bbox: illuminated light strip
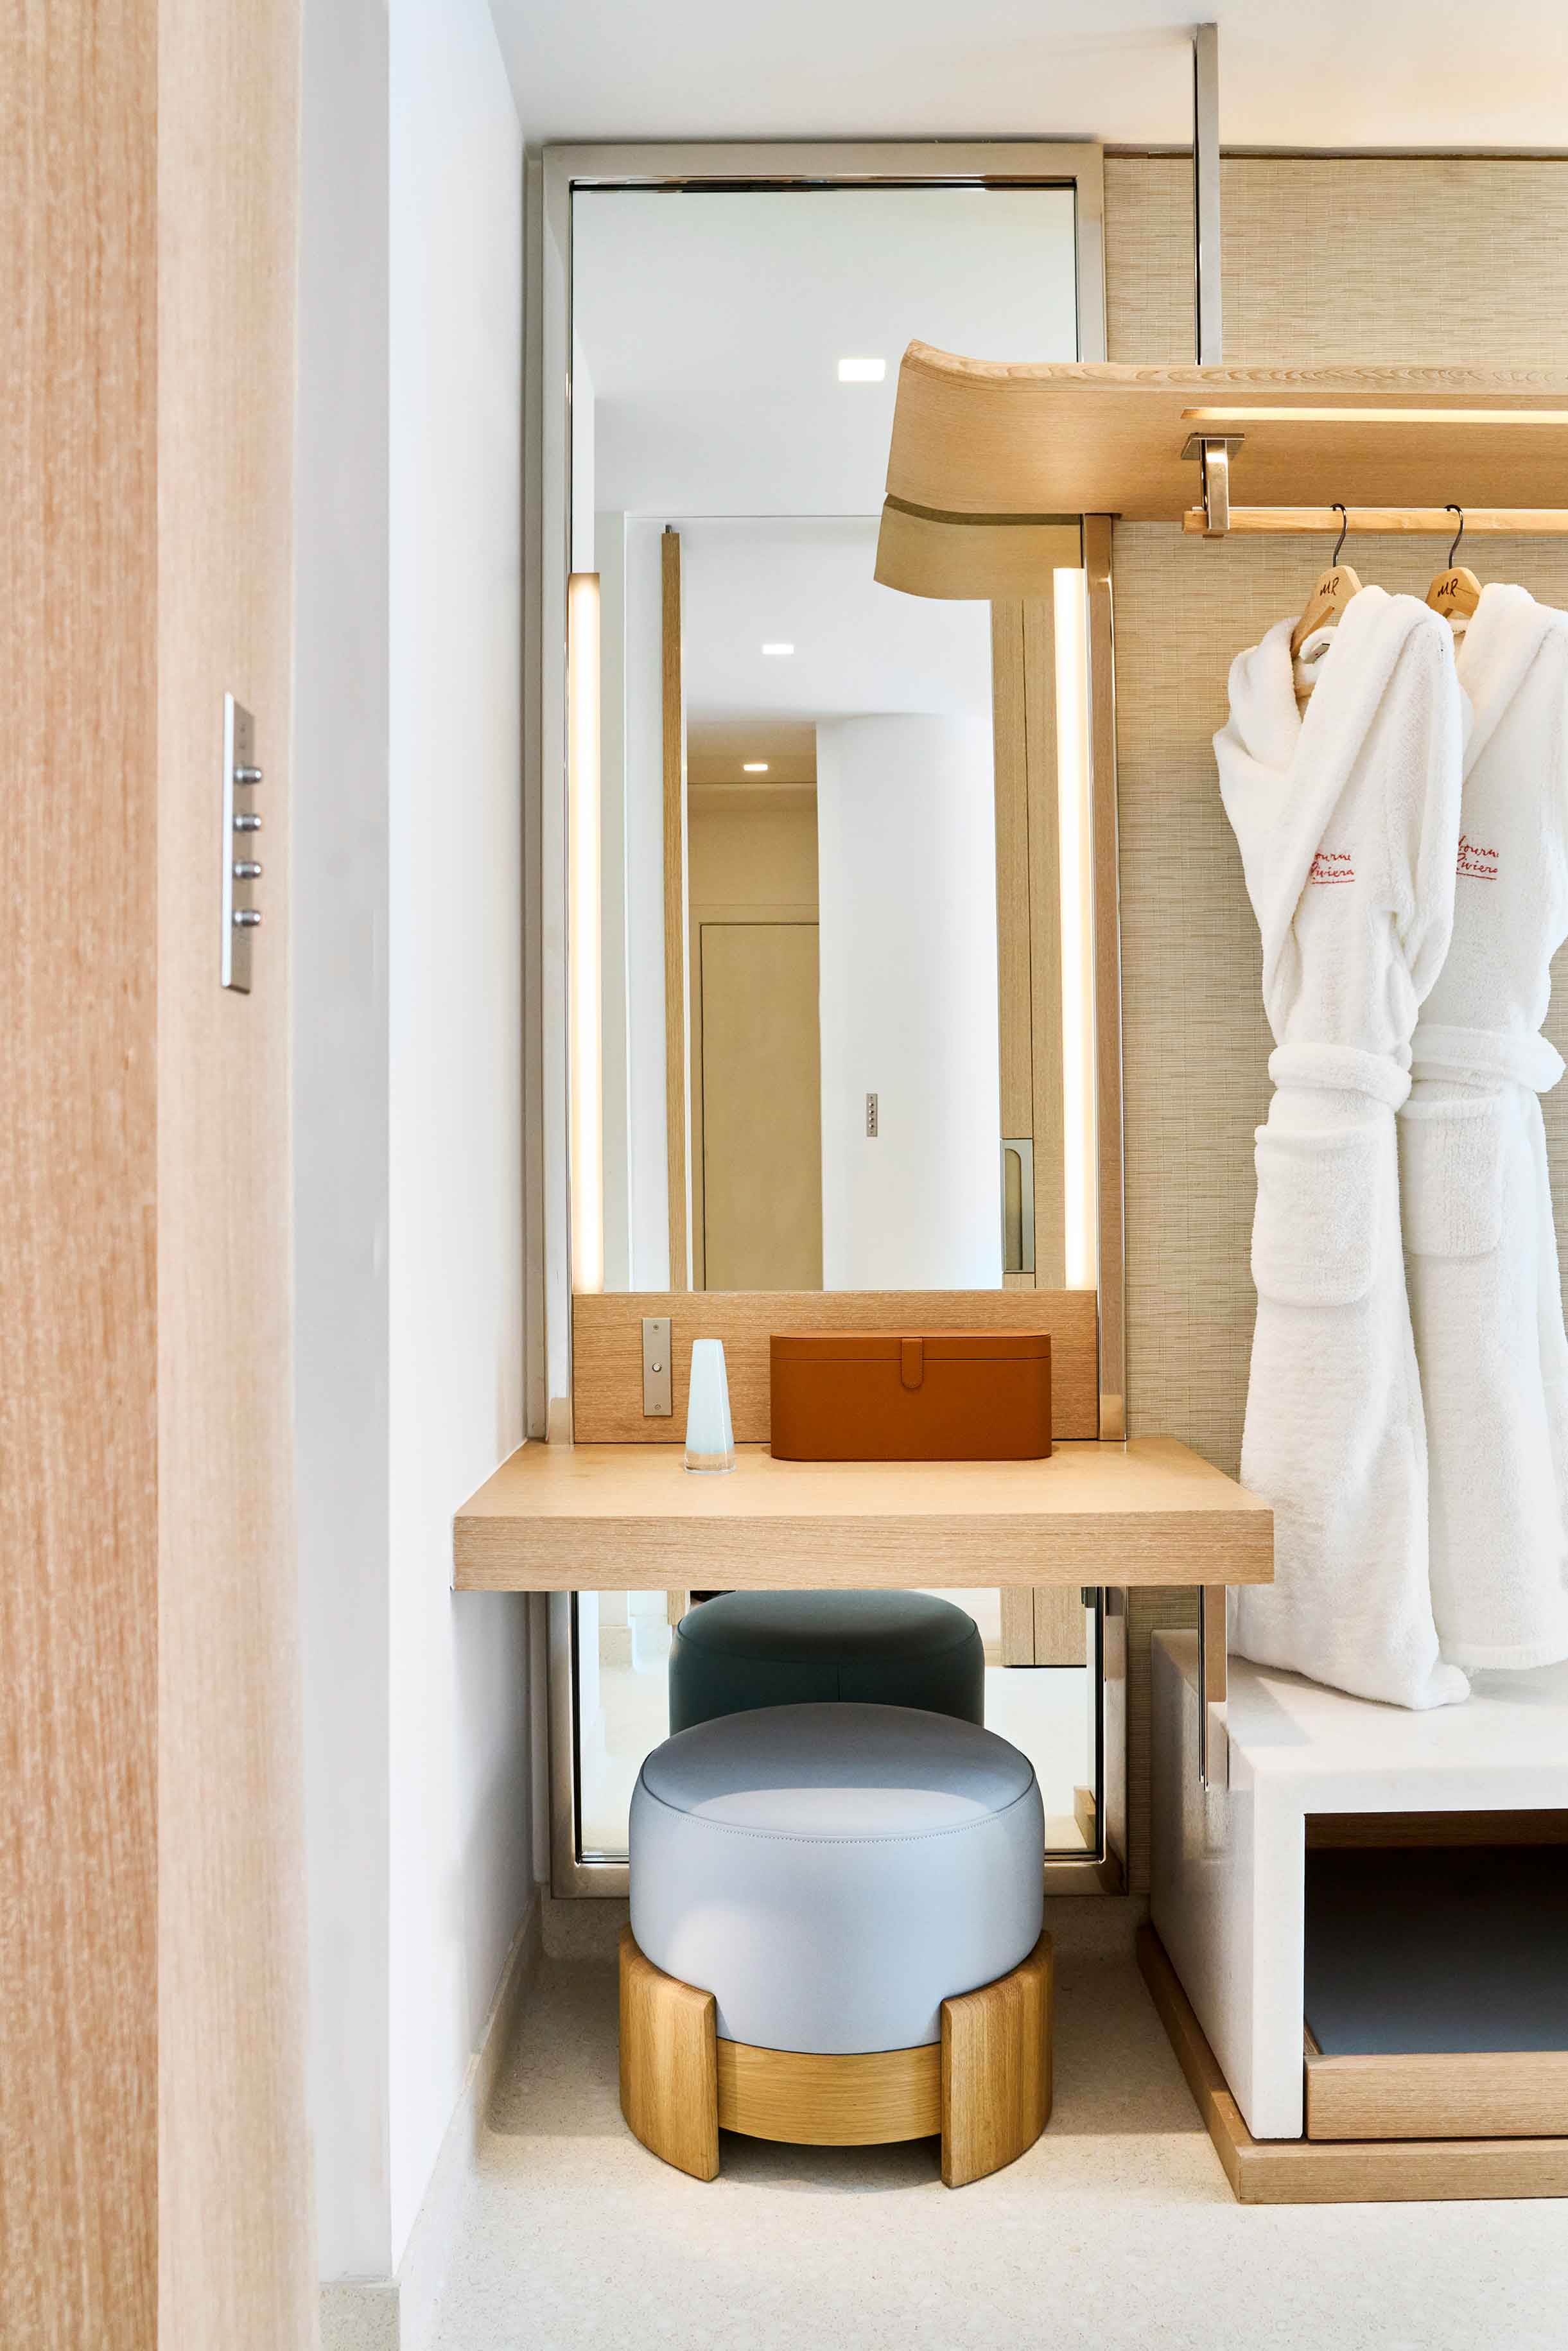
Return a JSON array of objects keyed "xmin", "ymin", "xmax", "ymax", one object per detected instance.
[
  {"xmin": 1180, "ymin": 405, "xmax": 1568, "ymax": 427},
  {"xmin": 1053, "ymin": 567, "xmax": 1098, "ymax": 1292},
  {"xmin": 568, "ymin": 572, "xmax": 604, "ymax": 1295}
]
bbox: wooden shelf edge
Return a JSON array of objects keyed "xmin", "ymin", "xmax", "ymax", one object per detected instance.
[
  {"xmin": 452, "ymin": 1522, "xmax": 1267, "ymax": 1591},
  {"xmin": 899, "ymin": 350, "xmax": 1568, "ymax": 397},
  {"xmin": 1136, "ymin": 1925, "xmax": 1568, "ymax": 2206},
  {"xmin": 451, "ymin": 1438, "xmax": 1273, "ymax": 1593}
]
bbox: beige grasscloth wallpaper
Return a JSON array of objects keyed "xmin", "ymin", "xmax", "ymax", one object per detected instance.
[{"xmin": 1104, "ymin": 155, "xmax": 1568, "ymax": 1886}]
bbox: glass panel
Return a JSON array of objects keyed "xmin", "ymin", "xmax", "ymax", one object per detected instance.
[
  {"xmin": 576, "ymin": 1590, "xmax": 674, "ymax": 1860},
  {"xmin": 923, "ymin": 1590, "xmax": 1098, "ymax": 1855},
  {"xmin": 572, "ymin": 1589, "xmax": 1099, "ymax": 1866},
  {"xmin": 559, "ymin": 168, "xmax": 1102, "ymax": 1884}
]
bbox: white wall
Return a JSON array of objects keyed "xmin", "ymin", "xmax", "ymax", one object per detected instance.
[
  {"xmin": 570, "ymin": 338, "xmax": 595, "ymax": 569},
  {"xmin": 294, "ymin": 0, "xmax": 394, "ymax": 2282},
  {"xmin": 816, "ymin": 716, "xmax": 1002, "ymax": 1289},
  {"xmin": 622, "ymin": 516, "xmax": 671, "ymax": 1288},
  {"xmin": 297, "ymin": 0, "xmax": 535, "ymax": 2293},
  {"xmin": 387, "ymin": 0, "xmax": 530, "ymax": 2275},
  {"xmin": 595, "ymin": 512, "xmax": 634, "ymax": 1291}
]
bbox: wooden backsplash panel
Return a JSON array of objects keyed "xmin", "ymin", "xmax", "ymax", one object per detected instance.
[{"xmin": 571, "ymin": 1290, "xmax": 1101, "ymax": 1444}]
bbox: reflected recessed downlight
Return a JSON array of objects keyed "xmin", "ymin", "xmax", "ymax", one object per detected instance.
[
  {"xmin": 762, "ymin": 642, "xmax": 794, "ymax": 657},
  {"xmin": 742, "ymin": 762, "xmax": 769, "ymax": 773},
  {"xmin": 837, "ymin": 357, "xmax": 887, "ymax": 383}
]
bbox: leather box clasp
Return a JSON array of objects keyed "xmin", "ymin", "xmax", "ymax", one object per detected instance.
[{"xmin": 900, "ymin": 1337, "xmax": 924, "ymax": 1391}]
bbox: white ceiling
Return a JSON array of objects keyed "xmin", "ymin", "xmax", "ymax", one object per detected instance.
[
  {"xmin": 573, "ymin": 189, "xmax": 1077, "ymax": 399},
  {"xmin": 573, "ymin": 186, "xmax": 1076, "ymax": 516},
  {"xmin": 676, "ymin": 518, "xmax": 993, "ymax": 733},
  {"xmin": 491, "ymin": 1, "xmax": 1568, "ymax": 153}
]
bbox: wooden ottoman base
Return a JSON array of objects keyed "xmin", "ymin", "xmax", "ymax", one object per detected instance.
[{"xmin": 618, "ymin": 1925, "xmax": 1053, "ymax": 2187}]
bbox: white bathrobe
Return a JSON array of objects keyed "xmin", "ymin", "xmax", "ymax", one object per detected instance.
[
  {"xmin": 1402, "ymin": 582, "xmax": 1568, "ymax": 1671},
  {"xmin": 1217, "ymin": 588, "xmax": 1468, "ymax": 1709}
]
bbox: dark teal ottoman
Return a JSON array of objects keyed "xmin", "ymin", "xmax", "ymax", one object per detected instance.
[{"xmin": 667, "ymin": 1589, "xmax": 985, "ymax": 1734}]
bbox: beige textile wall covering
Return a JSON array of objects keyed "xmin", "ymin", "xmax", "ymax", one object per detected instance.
[{"xmin": 1105, "ymin": 155, "xmax": 1568, "ymax": 1887}]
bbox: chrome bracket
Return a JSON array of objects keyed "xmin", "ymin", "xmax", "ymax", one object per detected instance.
[
  {"xmin": 1000, "ymin": 1137, "xmax": 1036, "ymax": 1276},
  {"xmin": 1196, "ymin": 1586, "xmax": 1230, "ymax": 1795},
  {"xmin": 1181, "ymin": 433, "xmax": 1243, "ymax": 537}
]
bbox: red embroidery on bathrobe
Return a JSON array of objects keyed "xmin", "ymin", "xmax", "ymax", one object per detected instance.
[
  {"xmin": 1309, "ymin": 850, "xmax": 1355, "ymax": 885},
  {"xmin": 1458, "ymin": 834, "xmax": 1499, "ymax": 880}
]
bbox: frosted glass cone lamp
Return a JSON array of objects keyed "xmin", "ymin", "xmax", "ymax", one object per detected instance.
[{"xmin": 685, "ymin": 1340, "xmax": 736, "ymax": 1474}]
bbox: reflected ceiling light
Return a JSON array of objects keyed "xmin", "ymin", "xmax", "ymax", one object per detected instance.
[
  {"xmin": 837, "ymin": 357, "xmax": 887, "ymax": 383},
  {"xmin": 762, "ymin": 642, "xmax": 794, "ymax": 656},
  {"xmin": 742, "ymin": 762, "xmax": 769, "ymax": 773}
]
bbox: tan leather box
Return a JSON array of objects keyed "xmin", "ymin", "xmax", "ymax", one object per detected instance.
[{"xmin": 769, "ymin": 1332, "xmax": 1052, "ymax": 1462}]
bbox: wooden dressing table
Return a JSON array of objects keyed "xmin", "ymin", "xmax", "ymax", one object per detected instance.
[{"xmin": 454, "ymin": 1435, "xmax": 1270, "ymax": 1593}]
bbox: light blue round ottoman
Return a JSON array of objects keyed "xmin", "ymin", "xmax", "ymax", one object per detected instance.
[{"xmin": 620, "ymin": 1702, "xmax": 1051, "ymax": 2186}]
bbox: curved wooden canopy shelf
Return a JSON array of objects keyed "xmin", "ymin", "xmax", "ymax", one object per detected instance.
[{"xmin": 875, "ymin": 352, "xmax": 1568, "ymax": 588}]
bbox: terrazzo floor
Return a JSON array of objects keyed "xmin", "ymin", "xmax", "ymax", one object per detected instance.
[{"xmin": 425, "ymin": 1918, "xmax": 1568, "ymax": 2351}]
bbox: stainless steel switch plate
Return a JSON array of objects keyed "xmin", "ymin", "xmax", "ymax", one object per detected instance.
[
  {"xmin": 221, "ymin": 694, "xmax": 263, "ymax": 991},
  {"xmin": 641, "ymin": 1316, "xmax": 673, "ymax": 1418},
  {"xmin": 1001, "ymin": 1137, "xmax": 1036, "ymax": 1275}
]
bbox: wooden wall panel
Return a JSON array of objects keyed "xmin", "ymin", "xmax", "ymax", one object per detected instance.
[
  {"xmin": 1104, "ymin": 152, "xmax": 1568, "ymax": 1886},
  {"xmin": 2, "ymin": 5, "xmax": 159, "ymax": 2342},
  {"xmin": 991, "ymin": 602, "xmax": 1033, "ymax": 1144},
  {"xmin": 572, "ymin": 1289, "xmax": 1099, "ymax": 1444},
  {"xmin": 156, "ymin": 0, "xmax": 314, "ymax": 2341}
]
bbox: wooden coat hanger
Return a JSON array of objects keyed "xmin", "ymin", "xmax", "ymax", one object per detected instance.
[
  {"xmin": 1425, "ymin": 505, "xmax": 1483, "ymax": 624},
  {"xmin": 1291, "ymin": 506, "xmax": 1363, "ymax": 700}
]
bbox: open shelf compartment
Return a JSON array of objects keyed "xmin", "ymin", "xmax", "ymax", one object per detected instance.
[
  {"xmin": 1147, "ymin": 1632, "xmax": 1568, "ymax": 2200},
  {"xmin": 1302, "ymin": 1822, "xmax": 1568, "ymax": 2142}
]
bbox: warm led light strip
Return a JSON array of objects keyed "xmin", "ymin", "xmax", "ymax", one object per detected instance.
[
  {"xmin": 1181, "ymin": 405, "xmax": 1568, "ymax": 427},
  {"xmin": 1053, "ymin": 568, "xmax": 1098, "ymax": 1293},
  {"xmin": 568, "ymin": 573, "xmax": 604, "ymax": 1295},
  {"xmin": 1180, "ymin": 505, "xmax": 1568, "ymax": 536}
]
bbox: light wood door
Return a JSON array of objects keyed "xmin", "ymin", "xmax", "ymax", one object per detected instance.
[
  {"xmin": 699, "ymin": 923, "xmax": 823, "ymax": 1291},
  {"xmin": 992, "ymin": 599, "xmax": 1083, "ymax": 1665},
  {"xmin": 991, "ymin": 595, "xmax": 1067, "ymax": 1293},
  {"xmin": 157, "ymin": 0, "xmax": 313, "ymax": 2338},
  {"xmin": 5, "ymin": 1, "xmax": 312, "ymax": 2343}
]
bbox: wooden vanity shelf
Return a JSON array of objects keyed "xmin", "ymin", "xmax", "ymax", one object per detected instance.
[
  {"xmin": 452, "ymin": 1436, "xmax": 1271, "ymax": 1592},
  {"xmin": 1147, "ymin": 1632, "xmax": 1568, "ymax": 2203}
]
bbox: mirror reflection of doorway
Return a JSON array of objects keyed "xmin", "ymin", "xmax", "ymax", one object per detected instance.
[
  {"xmin": 697, "ymin": 920, "xmax": 822, "ymax": 1290},
  {"xmin": 686, "ymin": 720, "xmax": 823, "ymax": 1290}
]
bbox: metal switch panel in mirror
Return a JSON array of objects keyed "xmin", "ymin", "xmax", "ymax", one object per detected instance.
[
  {"xmin": 1001, "ymin": 1139, "xmax": 1036, "ymax": 1276},
  {"xmin": 220, "ymin": 693, "xmax": 264, "ymax": 992}
]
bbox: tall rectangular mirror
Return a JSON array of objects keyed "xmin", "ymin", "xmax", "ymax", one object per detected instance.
[
  {"xmin": 568, "ymin": 174, "xmax": 1094, "ymax": 1298},
  {"xmin": 544, "ymin": 144, "xmax": 1120, "ymax": 1891}
]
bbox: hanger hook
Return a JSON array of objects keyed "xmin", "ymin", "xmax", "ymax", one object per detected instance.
[
  {"xmin": 1331, "ymin": 503, "xmax": 1349, "ymax": 566},
  {"xmin": 1447, "ymin": 503, "xmax": 1465, "ymax": 568}
]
